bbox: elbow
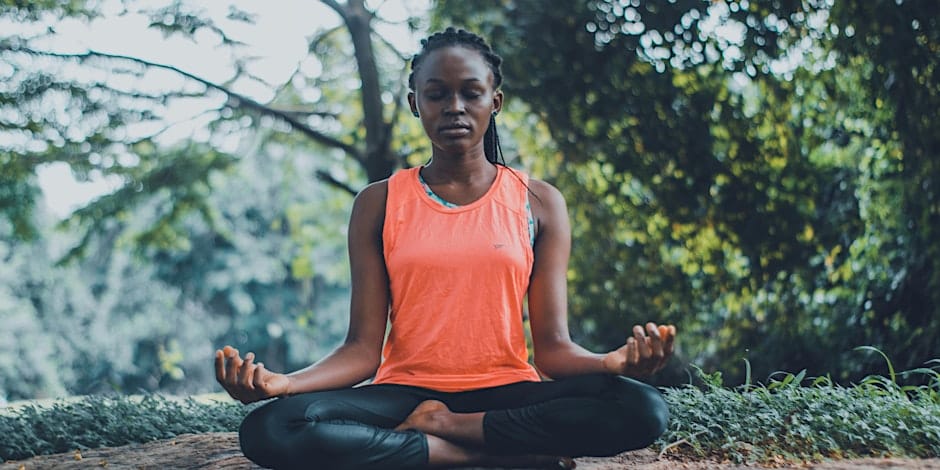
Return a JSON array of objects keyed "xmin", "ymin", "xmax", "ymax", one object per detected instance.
[
  {"xmin": 533, "ymin": 350, "xmax": 564, "ymax": 379},
  {"xmin": 334, "ymin": 338, "xmax": 382, "ymax": 380},
  {"xmin": 343, "ymin": 340, "xmax": 382, "ymax": 378},
  {"xmin": 362, "ymin": 358, "xmax": 381, "ymax": 378},
  {"xmin": 532, "ymin": 337, "xmax": 582, "ymax": 379},
  {"xmin": 533, "ymin": 360, "xmax": 555, "ymax": 380}
]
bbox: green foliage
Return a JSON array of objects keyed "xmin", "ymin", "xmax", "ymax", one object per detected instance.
[
  {"xmin": 3, "ymin": 353, "xmax": 938, "ymax": 465},
  {"xmin": 0, "ymin": 139, "xmax": 353, "ymax": 400},
  {"xmin": 0, "ymin": 0, "xmax": 417, "ymax": 400},
  {"xmin": 658, "ymin": 358, "xmax": 940, "ymax": 464},
  {"xmin": 0, "ymin": 395, "xmax": 254, "ymax": 462},
  {"xmin": 434, "ymin": 0, "xmax": 940, "ymax": 384},
  {"xmin": 2, "ymin": 0, "xmax": 938, "ymax": 416},
  {"xmin": 0, "ymin": 0, "xmax": 96, "ymax": 21},
  {"xmin": 0, "ymin": 212, "xmax": 231, "ymax": 399}
]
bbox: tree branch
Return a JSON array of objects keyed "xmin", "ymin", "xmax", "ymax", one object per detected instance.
[
  {"xmin": 320, "ymin": 0, "xmax": 348, "ymax": 22},
  {"xmin": 308, "ymin": 24, "xmax": 346, "ymax": 53},
  {"xmin": 9, "ymin": 45, "xmax": 364, "ymax": 161},
  {"xmin": 315, "ymin": 169, "xmax": 358, "ymax": 196},
  {"xmin": 271, "ymin": 108, "xmax": 340, "ymax": 119},
  {"xmin": 375, "ymin": 29, "xmax": 412, "ymax": 62}
]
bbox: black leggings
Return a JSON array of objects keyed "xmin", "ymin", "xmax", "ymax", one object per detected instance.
[{"xmin": 239, "ymin": 374, "xmax": 668, "ymax": 469}]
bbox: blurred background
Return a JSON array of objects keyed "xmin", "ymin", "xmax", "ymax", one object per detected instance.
[{"xmin": 1, "ymin": 0, "xmax": 937, "ymax": 402}]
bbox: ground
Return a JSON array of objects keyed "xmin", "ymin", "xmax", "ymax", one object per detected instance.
[
  {"xmin": 3, "ymin": 433, "xmax": 940, "ymax": 470},
  {"xmin": 0, "ymin": 433, "xmax": 940, "ymax": 470}
]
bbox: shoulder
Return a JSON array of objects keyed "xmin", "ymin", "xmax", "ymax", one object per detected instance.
[
  {"xmin": 350, "ymin": 180, "xmax": 388, "ymax": 231},
  {"xmin": 355, "ymin": 179, "xmax": 388, "ymax": 206},
  {"xmin": 525, "ymin": 178, "xmax": 569, "ymax": 240},
  {"xmin": 527, "ymin": 178, "xmax": 567, "ymax": 214}
]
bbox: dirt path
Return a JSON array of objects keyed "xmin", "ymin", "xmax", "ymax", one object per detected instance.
[{"xmin": 3, "ymin": 433, "xmax": 939, "ymax": 469}]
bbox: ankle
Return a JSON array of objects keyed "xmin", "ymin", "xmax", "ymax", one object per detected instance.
[{"xmin": 423, "ymin": 407, "xmax": 454, "ymax": 436}]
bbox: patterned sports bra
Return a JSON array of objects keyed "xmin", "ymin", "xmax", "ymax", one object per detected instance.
[{"xmin": 418, "ymin": 169, "xmax": 535, "ymax": 246}]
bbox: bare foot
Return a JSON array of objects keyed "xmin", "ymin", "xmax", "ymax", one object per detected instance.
[
  {"xmin": 395, "ymin": 400, "xmax": 451, "ymax": 433},
  {"xmin": 400, "ymin": 402, "xmax": 576, "ymax": 469}
]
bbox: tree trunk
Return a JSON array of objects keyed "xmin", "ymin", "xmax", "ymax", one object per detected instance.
[{"xmin": 344, "ymin": 0, "xmax": 397, "ymax": 183}]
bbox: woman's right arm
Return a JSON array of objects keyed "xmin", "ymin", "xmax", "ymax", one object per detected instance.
[{"xmin": 216, "ymin": 181, "xmax": 390, "ymax": 402}]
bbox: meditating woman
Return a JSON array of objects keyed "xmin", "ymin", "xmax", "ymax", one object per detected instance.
[{"xmin": 215, "ymin": 27, "xmax": 676, "ymax": 469}]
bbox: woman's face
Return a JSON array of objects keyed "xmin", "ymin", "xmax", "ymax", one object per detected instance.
[{"xmin": 409, "ymin": 46, "xmax": 503, "ymax": 157}]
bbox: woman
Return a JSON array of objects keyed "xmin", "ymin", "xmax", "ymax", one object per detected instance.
[{"xmin": 215, "ymin": 27, "xmax": 676, "ymax": 469}]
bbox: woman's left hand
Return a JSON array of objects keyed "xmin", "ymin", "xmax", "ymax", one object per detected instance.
[{"xmin": 602, "ymin": 322, "xmax": 676, "ymax": 378}]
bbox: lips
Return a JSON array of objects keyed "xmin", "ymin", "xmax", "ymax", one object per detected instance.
[
  {"xmin": 439, "ymin": 122, "xmax": 471, "ymax": 131},
  {"xmin": 439, "ymin": 122, "xmax": 471, "ymax": 137}
]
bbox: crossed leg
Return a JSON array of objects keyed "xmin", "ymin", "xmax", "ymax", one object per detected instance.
[{"xmin": 238, "ymin": 374, "xmax": 667, "ymax": 469}]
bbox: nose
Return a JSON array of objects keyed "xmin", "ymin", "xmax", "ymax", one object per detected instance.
[{"xmin": 443, "ymin": 94, "xmax": 466, "ymax": 114}]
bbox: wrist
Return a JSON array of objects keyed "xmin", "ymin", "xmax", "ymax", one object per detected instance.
[
  {"xmin": 284, "ymin": 375, "xmax": 298, "ymax": 396},
  {"xmin": 600, "ymin": 351, "xmax": 620, "ymax": 375}
]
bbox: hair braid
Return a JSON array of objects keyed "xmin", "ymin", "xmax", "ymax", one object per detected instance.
[{"xmin": 409, "ymin": 27, "xmax": 506, "ymax": 165}]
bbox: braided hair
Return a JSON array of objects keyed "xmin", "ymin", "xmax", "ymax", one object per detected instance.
[{"xmin": 409, "ymin": 27, "xmax": 506, "ymax": 166}]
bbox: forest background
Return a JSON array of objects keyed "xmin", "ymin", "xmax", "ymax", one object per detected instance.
[{"xmin": 1, "ymin": 0, "xmax": 937, "ymax": 403}]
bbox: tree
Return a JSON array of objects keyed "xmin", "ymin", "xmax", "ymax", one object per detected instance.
[
  {"xmin": 0, "ymin": 0, "xmax": 430, "ymax": 397},
  {"xmin": 1, "ymin": 0, "xmax": 426, "ymax": 252},
  {"xmin": 433, "ymin": 0, "xmax": 940, "ymax": 383},
  {"xmin": 820, "ymin": 0, "xmax": 940, "ymax": 375}
]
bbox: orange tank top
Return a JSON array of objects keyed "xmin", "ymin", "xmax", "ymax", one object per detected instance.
[{"xmin": 372, "ymin": 165, "xmax": 541, "ymax": 392}]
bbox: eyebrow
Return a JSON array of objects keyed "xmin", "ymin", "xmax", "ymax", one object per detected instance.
[{"xmin": 424, "ymin": 78, "xmax": 484, "ymax": 84}]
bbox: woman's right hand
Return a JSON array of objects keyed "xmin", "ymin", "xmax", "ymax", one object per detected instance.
[{"xmin": 215, "ymin": 345, "xmax": 290, "ymax": 404}]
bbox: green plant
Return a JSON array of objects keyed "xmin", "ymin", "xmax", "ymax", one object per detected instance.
[
  {"xmin": 0, "ymin": 394, "xmax": 255, "ymax": 462},
  {"xmin": 657, "ymin": 350, "xmax": 940, "ymax": 464}
]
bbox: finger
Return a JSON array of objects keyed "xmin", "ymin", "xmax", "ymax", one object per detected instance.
[
  {"xmin": 647, "ymin": 322, "xmax": 664, "ymax": 359},
  {"xmin": 626, "ymin": 337, "xmax": 639, "ymax": 365},
  {"xmin": 214, "ymin": 350, "xmax": 226, "ymax": 383},
  {"xmin": 634, "ymin": 326, "xmax": 651, "ymax": 358},
  {"xmin": 663, "ymin": 325, "xmax": 676, "ymax": 356},
  {"xmin": 653, "ymin": 326, "xmax": 676, "ymax": 371},
  {"xmin": 633, "ymin": 324, "xmax": 646, "ymax": 339},
  {"xmin": 238, "ymin": 352, "xmax": 256, "ymax": 388},
  {"xmin": 242, "ymin": 364, "xmax": 257, "ymax": 394},
  {"xmin": 253, "ymin": 363, "xmax": 266, "ymax": 390},
  {"xmin": 225, "ymin": 349, "xmax": 242, "ymax": 385}
]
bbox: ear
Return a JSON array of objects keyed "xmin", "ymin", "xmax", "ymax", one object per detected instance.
[
  {"xmin": 408, "ymin": 91, "xmax": 418, "ymax": 116},
  {"xmin": 492, "ymin": 89, "xmax": 503, "ymax": 115}
]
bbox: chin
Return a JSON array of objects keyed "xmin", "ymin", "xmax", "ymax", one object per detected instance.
[{"xmin": 434, "ymin": 140, "xmax": 480, "ymax": 154}]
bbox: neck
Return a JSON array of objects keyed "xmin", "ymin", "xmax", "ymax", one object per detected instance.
[{"xmin": 424, "ymin": 147, "xmax": 494, "ymax": 184}]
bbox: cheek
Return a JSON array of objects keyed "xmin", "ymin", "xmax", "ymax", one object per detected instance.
[{"xmin": 416, "ymin": 99, "xmax": 439, "ymax": 117}]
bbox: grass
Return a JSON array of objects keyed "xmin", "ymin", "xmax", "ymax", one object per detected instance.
[
  {"xmin": 1, "ymin": 350, "xmax": 938, "ymax": 465},
  {"xmin": 656, "ymin": 350, "xmax": 940, "ymax": 464},
  {"xmin": 0, "ymin": 394, "xmax": 256, "ymax": 462}
]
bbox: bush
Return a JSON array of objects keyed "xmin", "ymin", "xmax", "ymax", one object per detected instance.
[{"xmin": 0, "ymin": 394, "xmax": 256, "ymax": 462}]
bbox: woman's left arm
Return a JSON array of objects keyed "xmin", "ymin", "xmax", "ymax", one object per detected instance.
[{"xmin": 526, "ymin": 179, "xmax": 675, "ymax": 380}]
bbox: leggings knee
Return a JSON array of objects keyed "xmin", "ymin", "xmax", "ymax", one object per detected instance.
[
  {"xmin": 612, "ymin": 376, "xmax": 669, "ymax": 447},
  {"xmin": 239, "ymin": 405, "xmax": 283, "ymax": 468},
  {"xmin": 238, "ymin": 398, "xmax": 426, "ymax": 470}
]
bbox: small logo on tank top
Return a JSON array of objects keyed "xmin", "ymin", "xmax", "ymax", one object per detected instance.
[{"xmin": 493, "ymin": 243, "xmax": 505, "ymax": 249}]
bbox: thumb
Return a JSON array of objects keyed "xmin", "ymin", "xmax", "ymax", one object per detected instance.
[{"xmin": 253, "ymin": 363, "xmax": 267, "ymax": 387}]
